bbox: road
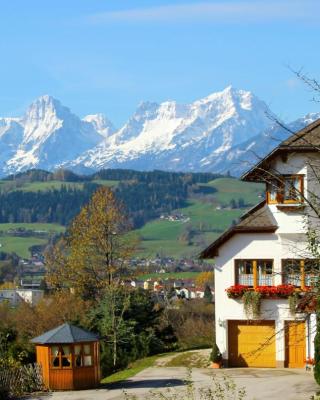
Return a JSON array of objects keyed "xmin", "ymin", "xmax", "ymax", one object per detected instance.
[{"xmin": 28, "ymin": 365, "xmax": 318, "ymax": 400}]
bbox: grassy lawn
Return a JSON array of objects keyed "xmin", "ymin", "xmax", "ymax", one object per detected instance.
[
  {"xmin": 101, "ymin": 354, "xmax": 162, "ymax": 384},
  {"xmin": 0, "ymin": 236, "xmax": 48, "ymax": 258},
  {"xmin": 137, "ymin": 271, "xmax": 200, "ymax": 281}
]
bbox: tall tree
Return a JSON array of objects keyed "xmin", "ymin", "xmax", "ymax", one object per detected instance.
[{"xmin": 45, "ymin": 186, "xmax": 136, "ymax": 299}]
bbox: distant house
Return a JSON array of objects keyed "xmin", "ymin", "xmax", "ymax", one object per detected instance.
[
  {"xmin": 0, "ymin": 288, "xmax": 44, "ymax": 306},
  {"xmin": 201, "ymin": 119, "xmax": 320, "ymax": 368}
]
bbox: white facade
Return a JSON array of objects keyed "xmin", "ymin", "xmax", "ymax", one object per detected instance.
[
  {"xmin": 210, "ymin": 147, "xmax": 319, "ymax": 367},
  {"xmin": 214, "ymin": 232, "xmax": 316, "ymax": 366},
  {"xmin": 0, "ymin": 289, "xmax": 44, "ymax": 306}
]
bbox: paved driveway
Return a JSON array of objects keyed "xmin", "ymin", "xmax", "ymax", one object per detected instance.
[{"xmin": 28, "ymin": 367, "xmax": 318, "ymax": 400}]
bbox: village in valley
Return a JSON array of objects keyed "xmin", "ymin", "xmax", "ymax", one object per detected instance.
[{"xmin": 1, "ymin": 2, "xmax": 320, "ymax": 400}]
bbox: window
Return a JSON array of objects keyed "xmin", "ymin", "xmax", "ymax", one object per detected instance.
[
  {"xmin": 282, "ymin": 259, "xmax": 320, "ymax": 288},
  {"xmin": 236, "ymin": 259, "xmax": 274, "ymax": 287},
  {"xmin": 50, "ymin": 344, "xmax": 93, "ymax": 369},
  {"xmin": 267, "ymin": 175, "xmax": 304, "ymax": 204},
  {"xmin": 50, "ymin": 345, "xmax": 71, "ymax": 368},
  {"xmin": 74, "ymin": 344, "xmax": 93, "ymax": 367}
]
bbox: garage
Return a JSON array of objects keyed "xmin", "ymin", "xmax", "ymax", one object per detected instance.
[{"xmin": 228, "ymin": 320, "xmax": 276, "ymax": 367}]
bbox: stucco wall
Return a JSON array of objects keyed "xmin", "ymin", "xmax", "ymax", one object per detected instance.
[{"xmin": 214, "ymin": 232, "xmax": 314, "ymax": 363}]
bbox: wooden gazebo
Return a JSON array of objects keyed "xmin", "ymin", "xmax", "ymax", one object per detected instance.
[{"xmin": 31, "ymin": 323, "xmax": 100, "ymax": 390}]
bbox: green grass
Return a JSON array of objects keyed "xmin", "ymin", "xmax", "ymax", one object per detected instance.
[
  {"xmin": 205, "ymin": 177, "xmax": 264, "ymax": 206},
  {"xmin": 0, "ymin": 223, "xmax": 65, "ymax": 258},
  {"xmin": 92, "ymin": 179, "xmax": 119, "ymax": 187},
  {"xmin": 134, "ymin": 200, "xmax": 243, "ymax": 258},
  {"xmin": 0, "ymin": 236, "xmax": 48, "ymax": 258},
  {"xmin": 137, "ymin": 271, "xmax": 200, "ymax": 281},
  {"xmin": 0, "ymin": 223, "xmax": 65, "ymax": 233},
  {"xmin": 19, "ymin": 181, "xmax": 84, "ymax": 192},
  {"xmin": 0, "ymin": 179, "xmax": 118, "ymax": 193},
  {"xmin": 101, "ymin": 354, "xmax": 162, "ymax": 384},
  {"xmin": 133, "ymin": 178, "xmax": 263, "ymax": 258}
]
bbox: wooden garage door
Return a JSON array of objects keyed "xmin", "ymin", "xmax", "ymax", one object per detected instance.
[
  {"xmin": 285, "ymin": 321, "xmax": 306, "ymax": 368},
  {"xmin": 228, "ymin": 320, "xmax": 276, "ymax": 367}
]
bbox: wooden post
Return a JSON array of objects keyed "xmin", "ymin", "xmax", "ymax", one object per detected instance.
[
  {"xmin": 300, "ymin": 260, "xmax": 305, "ymax": 290},
  {"xmin": 253, "ymin": 260, "xmax": 258, "ymax": 289}
]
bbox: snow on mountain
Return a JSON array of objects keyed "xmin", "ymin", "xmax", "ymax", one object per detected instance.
[
  {"xmin": 204, "ymin": 112, "xmax": 320, "ymax": 176},
  {"xmin": 82, "ymin": 114, "xmax": 116, "ymax": 138},
  {"xmin": 0, "ymin": 89, "xmax": 318, "ymax": 177},
  {"xmin": 70, "ymin": 86, "xmax": 276, "ymax": 172},
  {"xmin": 2, "ymin": 95, "xmax": 112, "ymax": 174}
]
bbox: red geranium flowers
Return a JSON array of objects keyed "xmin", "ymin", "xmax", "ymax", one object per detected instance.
[{"xmin": 226, "ymin": 284, "xmax": 298, "ymax": 299}]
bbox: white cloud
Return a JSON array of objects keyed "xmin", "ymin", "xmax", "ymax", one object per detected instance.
[{"xmin": 85, "ymin": 1, "xmax": 319, "ymax": 24}]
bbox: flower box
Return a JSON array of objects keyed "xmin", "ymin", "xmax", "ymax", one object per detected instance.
[{"xmin": 225, "ymin": 284, "xmax": 301, "ymax": 299}]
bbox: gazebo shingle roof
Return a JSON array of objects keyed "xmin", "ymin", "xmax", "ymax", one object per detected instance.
[{"xmin": 31, "ymin": 323, "xmax": 99, "ymax": 344}]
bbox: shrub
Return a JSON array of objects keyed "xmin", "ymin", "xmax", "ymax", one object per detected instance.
[{"xmin": 210, "ymin": 342, "xmax": 222, "ymax": 363}]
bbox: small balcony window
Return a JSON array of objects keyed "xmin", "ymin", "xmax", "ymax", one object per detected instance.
[
  {"xmin": 236, "ymin": 259, "xmax": 274, "ymax": 287},
  {"xmin": 283, "ymin": 259, "xmax": 319, "ymax": 288},
  {"xmin": 267, "ymin": 175, "xmax": 304, "ymax": 204}
]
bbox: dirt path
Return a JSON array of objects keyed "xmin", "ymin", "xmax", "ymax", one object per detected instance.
[{"xmin": 155, "ymin": 348, "xmax": 211, "ymax": 367}]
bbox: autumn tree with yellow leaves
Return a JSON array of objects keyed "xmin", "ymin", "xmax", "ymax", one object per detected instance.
[{"xmin": 45, "ymin": 186, "xmax": 136, "ymax": 299}]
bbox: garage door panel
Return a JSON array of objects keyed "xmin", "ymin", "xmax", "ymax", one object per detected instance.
[{"xmin": 228, "ymin": 321, "xmax": 276, "ymax": 367}]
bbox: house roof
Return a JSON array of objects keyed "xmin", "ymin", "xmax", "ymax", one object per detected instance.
[
  {"xmin": 31, "ymin": 323, "xmax": 99, "ymax": 344},
  {"xmin": 199, "ymin": 201, "xmax": 278, "ymax": 258},
  {"xmin": 242, "ymin": 118, "xmax": 320, "ymax": 182}
]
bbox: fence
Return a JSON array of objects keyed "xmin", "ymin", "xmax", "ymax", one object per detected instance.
[{"xmin": 0, "ymin": 363, "xmax": 44, "ymax": 397}]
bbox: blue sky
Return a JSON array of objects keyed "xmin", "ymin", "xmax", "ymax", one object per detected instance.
[{"xmin": 1, "ymin": 0, "xmax": 320, "ymax": 126}]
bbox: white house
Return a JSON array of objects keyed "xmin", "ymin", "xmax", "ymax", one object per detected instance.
[
  {"xmin": 0, "ymin": 288, "xmax": 44, "ymax": 306},
  {"xmin": 201, "ymin": 119, "xmax": 320, "ymax": 368}
]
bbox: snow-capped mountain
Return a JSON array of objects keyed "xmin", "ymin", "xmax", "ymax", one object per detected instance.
[
  {"xmin": 205, "ymin": 112, "xmax": 320, "ymax": 176},
  {"xmin": 69, "ymin": 86, "xmax": 276, "ymax": 172},
  {"xmin": 2, "ymin": 95, "xmax": 110, "ymax": 174},
  {"xmin": 0, "ymin": 88, "xmax": 318, "ymax": 177},
  {"xmin": 82, "ymin": 114, "xmax": 115, "ymax": 138}
]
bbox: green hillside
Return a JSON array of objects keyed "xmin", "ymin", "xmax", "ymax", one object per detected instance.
[
  {"xmin": 0, "ymin": 171, "xmax": 264, "ymax": 259},
  {"xmin": 135, "ymin": 178, "xmax": 264, "ymax": 258}
]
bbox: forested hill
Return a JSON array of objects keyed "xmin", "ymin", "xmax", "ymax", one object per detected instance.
[{"xmin": 0, "ymin": 169, "xmax": 223, "ymax": 229}]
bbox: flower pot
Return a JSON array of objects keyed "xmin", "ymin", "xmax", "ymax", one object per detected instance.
[{"xmin": 210, "ymin": 361, "xmax": 222, "ymax": 369}]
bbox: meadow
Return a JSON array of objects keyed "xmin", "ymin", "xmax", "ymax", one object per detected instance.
[{"xmin": 0, "ymin": 176, "xmax": 263, "ymax": 258}]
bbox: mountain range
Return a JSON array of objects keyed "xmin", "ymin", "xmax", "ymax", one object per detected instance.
[{"xmin": 0, "ymin": 87, "xmax": 318, "ymax": 177}]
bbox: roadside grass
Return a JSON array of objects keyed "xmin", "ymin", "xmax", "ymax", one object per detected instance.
[
  {"xmin": 137, "ymin": 271, "xmax": 200, "ymax": 281},
  {"xmin": 164, "ymin": 351, "xmax": 210, "ymax": 368},
  {"xmin": 101, "ymin": 354, "xmax": 163, "ymax": 384}
]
